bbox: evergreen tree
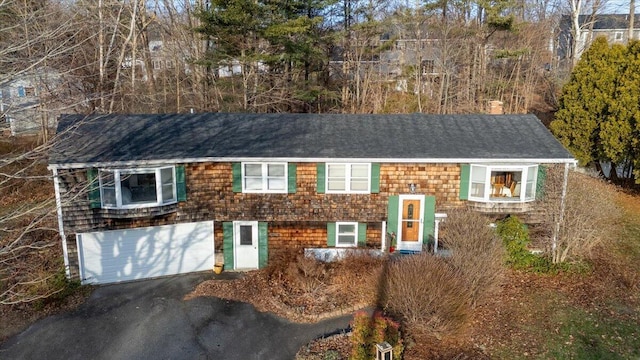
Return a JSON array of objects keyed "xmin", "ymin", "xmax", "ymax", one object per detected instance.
[{"xmin": 552, "ymin": 37, "xmax": 640, "ymax": 182}]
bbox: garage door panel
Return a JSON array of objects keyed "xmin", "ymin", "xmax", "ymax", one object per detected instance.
[{"xmin": 78, "ymin": 221, "xmax": 214, "ymax": 285}]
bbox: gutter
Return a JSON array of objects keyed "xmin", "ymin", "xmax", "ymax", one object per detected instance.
[{"xmin": 48, "ymin": 157, "xmax": 578, "ymax": 170}]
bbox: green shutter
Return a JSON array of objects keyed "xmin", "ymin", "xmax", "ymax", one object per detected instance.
[
  {"xmin": 87, "ymin": 168, "xmax": 101, "ymax": 209},
  {"xmin": 357, "ymin": 223, "xmax": 367, "ymax": 247},
  {"xmin": 232, "ymin": 163, "xmax": 242, "ymax": 193},
  {"xmin": 317, "ymin": 163, "xmax": 325, "ymax": 194},
  {"xmin": 223, "ymin": 222, "xmax": 234, "ymax": 269},
  {"xmin": 423, "ymin": 196, "xmax": 436, "ymax": 245},
  {"xmin": 370, "ymin": 163, "xmax": 380, "ymax": 193},
  {"xmin": 327, "ymin": 222, "xmax": 336, "ymax": 247},
  {"xmin": 176, "ymin": 165, "xmax": 187, "ymax": 201},
  {"xmin": 287, "ymin": 163, "xmax": 297, "ymax": 194},
  {"xmin": 387, "ymin": 195, "xmax": 399, "ymax": 238},
  {"xmin": 258, "ymin": 222, "xmax": 268, "ymax": 269},
  {"xmin": 459, "ymin": 164, "xmax": 470, "ymax": 200},
  {"xmin": 536, "ymin": 165, "xmax": 547, "ymax": 200}
]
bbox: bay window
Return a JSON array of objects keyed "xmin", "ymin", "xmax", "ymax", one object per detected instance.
[
  {"xmin": 468, "ymin": 164, "xmax": 538, "ymax": 202},
  {"xmin": 99, "ymin": 166, "xmax": 176, "ymax": 209}
]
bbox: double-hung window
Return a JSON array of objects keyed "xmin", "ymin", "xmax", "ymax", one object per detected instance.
[
  {"xmin": 242, "ymin": 162, "xmax": 287, "ymax": 193},
  {"xmin": 468, "ymin": 164, "xmax": 537, "ymax": 202},
  {"xmin": 336, "ymin": 222, "xmax": 358, "ymax": 247},
  {"xmin": 326, "ymin": 163, "xmax": 370, "ymax": 193},
  {"xmin": 99, "ymin": 166, "xmax": 176, "ymax": 209}
]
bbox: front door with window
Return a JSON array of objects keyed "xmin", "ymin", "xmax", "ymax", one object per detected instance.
[
  {"xmin": 397, "ymin": 195, "xmax": 424, "ymax": 251},
  {"xmin": 234, "ymin": 221, "xmax": 259, "ymax": 269}
]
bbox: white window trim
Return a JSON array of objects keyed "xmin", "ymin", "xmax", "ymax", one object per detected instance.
[
  {"xmin": 336, "ymin": 221, "xmax": 359, "ymax": 248},
  {"xmin": 325, "ymin": 163, "xmax": 371, "ymax": 194},
  {"xmin": 614, "ymin": 31, "xmax": 623, "ymax": 41},
  {"xmin": 99, "ymin": 166, "xmax": 177, "ymax": 209},
  {"xmin": 468, "ymin": 164, "xmax": 537, "ymax": 203},
  {"xmin": 241, "ymin": 162, "xmax": 288, "ymax": 193}
]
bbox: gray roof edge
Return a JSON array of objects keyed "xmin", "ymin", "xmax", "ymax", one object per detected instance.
[{"xmin": 48, "ymin": 156, "xmax": 577, "ymax": 170}]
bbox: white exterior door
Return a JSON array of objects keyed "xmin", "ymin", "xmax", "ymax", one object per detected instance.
[
  {"xmin": 397, "ymin": 195, "xmax": 424, "ymax": 252},
  {"xmin": 234, "ymin": 221, "xmax": 259, "ymax": 269},
  {"xmin": 76, "ymin": 221, "xmax": 214, "ymax": 285}
]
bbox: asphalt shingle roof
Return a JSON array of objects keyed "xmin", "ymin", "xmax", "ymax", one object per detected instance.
[{"xmin": 49, "ymin": 113, "xmax": 574, "ymax": 167}]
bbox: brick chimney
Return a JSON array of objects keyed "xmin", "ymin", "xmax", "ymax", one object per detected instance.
[{"xmin": 488, "ymin": 100, "xmax": 504, "ymax": 114}]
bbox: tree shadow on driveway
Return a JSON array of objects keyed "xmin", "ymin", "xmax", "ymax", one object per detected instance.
[{"xmin": 0, "ymin": 272, "xmax": 352, "ymax": 360}]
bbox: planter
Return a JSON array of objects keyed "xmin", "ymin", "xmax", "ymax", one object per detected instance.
[{"xmin": 213, "ymin": 263, "xmax": 224, "ymax": 274}]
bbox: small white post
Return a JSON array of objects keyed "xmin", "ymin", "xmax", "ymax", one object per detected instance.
[{"xmin": 376, "ymin": 342, "xmax": 393, "ymax": 360}]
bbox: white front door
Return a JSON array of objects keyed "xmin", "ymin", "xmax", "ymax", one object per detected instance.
[
  {"xmin": 397, "ymin": 195, "xmax": 424, "ymax": 252},
  {"xmin": 234, "ymin": 221, "xmax": 259, "ymax": 269}
]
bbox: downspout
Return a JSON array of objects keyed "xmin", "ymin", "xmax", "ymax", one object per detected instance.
[
  {"xmin": 553, "ymin": 163, "xmax": 570, "ymax": 262},
  {"xmin": 381, "ymin": 221, "xmax": 387, "ymax": 252},
  {"xmin": 51, "ymin": 167, "xmax": 70, "ymax": 278}
]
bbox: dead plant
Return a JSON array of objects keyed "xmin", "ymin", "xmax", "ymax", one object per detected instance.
[
  {"xmin": 441, "ymin": 209, "xmax": 505, "ymax": 307},
  {"xmin": 540, "ymin": 168, "xmax": 621, "ymax": 263},
  {"xmin": 383, "ymin": 254, "xmax": 471, "ymax": 339}
]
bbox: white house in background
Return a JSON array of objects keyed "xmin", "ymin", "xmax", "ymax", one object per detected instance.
[
  {"xmin": 0, "ymin": 70, "xmax": 65, "ymax": 136},
  {"xmin": 557, "ymin": 14, "xmax": 640, "ymax": 63}
]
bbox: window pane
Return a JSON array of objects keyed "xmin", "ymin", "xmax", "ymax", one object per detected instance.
[
  {"xmin": 161, "ymin": 167, "xmax": 173, "ymax": 184},
  {"xmin": 338, "ymin": 224, "xmax": 355, "ymax": 233},
  {"xmin": 527, "ymin": 166, "xmax": 537, "ymax": 181},
  {"xmin": 350, "ymin": 179, "xmax": 368, "ymax": 191},
  {"xmin": 239, "ymin": 225, "xmax": 253, "ymax": 245},
  {"xmin": 328, "ymin": 180, "xmax": 346, "ymax": 191},
  {"xmin": 267, "ymin": 178, "xmax": 285, "ymax": 190},
  {"xmin": 471, "ymin": 183, "xmax": 485, "ymax": 197},
  {"xmin": 337, "ymin": 235, "xmax": 355, "ymax": 245},
  {"xmin": 161, "ymin": 168, "xmax": 175, "ymax": 203},
  {"xmin": 328, "ymin": 164, "xmax": 345, "ymax": 177},
  {"xmin": 525, "ymin": 182, "xmax": 535, "ymax": 198},
  {"xmin": 102, "ymin": 187, "xmax": 116, "ymax": 206},
  {"xmin": 245, "ymin": 164, "xmax": 262, "ymax": 176},
  {"xmin": 351, "ymin": 164, "xmax": 368, "ymax": 177},
  {"xmin": 162, "ymin": 184, "xmax": 174, "ymax": 203},
  {"xmin": 471, "ymin": 166, "xmax": 486, "ymax": 182},
  {"xmin": 100, "ymin": 171, "xmax": 116, "ymax": 206},
  {"xmin": 245, "ymin": 177, "xmax": 262, "ymax": 190},
  {"xmin": 121, "ymin": 172, "xmax": 157, "ymax": 205},
  {"xmin": 267, "ymin": 164, "xmax": 285, "ymax": 176},
  {"xmin": 100, "ymin": 171, "xmax": 115, "ymax": 186}
]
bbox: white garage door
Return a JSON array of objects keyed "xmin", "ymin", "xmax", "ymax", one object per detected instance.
[{"xmin": 77, "ymin": 221, "xmax": 214, "ymax": 285}]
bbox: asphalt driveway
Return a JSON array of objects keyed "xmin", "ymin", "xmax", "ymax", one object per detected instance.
[{"xmin": 0, "ymin": 273, "xmax": 353, "ymax": 360}]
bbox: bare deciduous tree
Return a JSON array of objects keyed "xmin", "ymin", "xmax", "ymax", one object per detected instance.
[{"xmin": 540, "ymin": 167, "xmax": 620, "ymax": 263}]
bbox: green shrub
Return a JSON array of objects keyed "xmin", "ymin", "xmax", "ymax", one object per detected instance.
[
  {"xmin": 322, "ymin": 350, "xmax": 340, "ymax": 360},
  {"xmin": 497, "ymin": 216, "xmax": 558, "ymax": 272},
  {"xmin": 496, "ymin": 216, "xmax": 530, "ymax": 267},
  {"xmin": 350, "ymin": 311, "xmax": 403, "ymax": 360}
]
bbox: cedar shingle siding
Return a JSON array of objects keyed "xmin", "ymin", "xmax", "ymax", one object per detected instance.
[{"xmin": 56, "ymin": 162, "xmax": 470, "ymax": 276}]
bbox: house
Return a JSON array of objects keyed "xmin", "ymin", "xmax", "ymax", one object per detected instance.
[
  {"xmin": 0, "ymin": 70, "xmax": 63, "ymax": 136},
  {"xmin": 557, "ymin": 14, "xmax": 640, "ymax": 63},
  {"xmin": 329, "ymin": 22, "xmax": 444, "ymax": 91},
  {"xmin": 48, "ymin": 113, "xmax": 575, "ymax": 285}
]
